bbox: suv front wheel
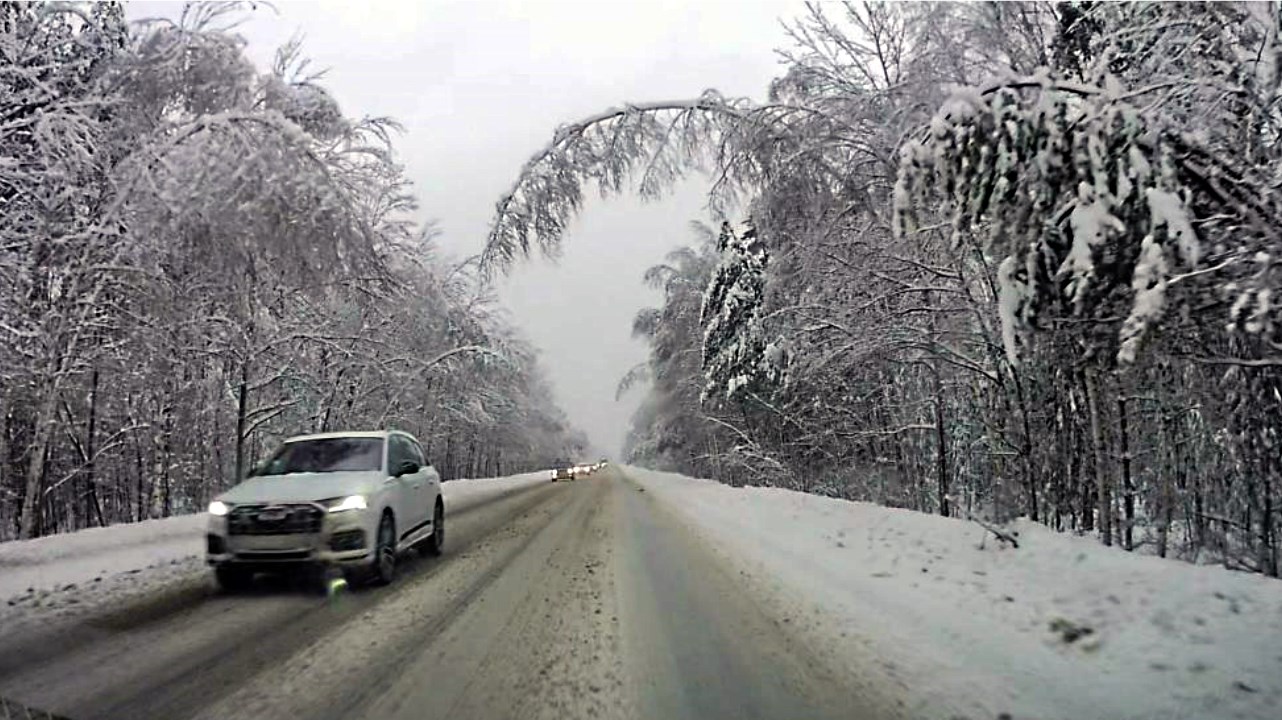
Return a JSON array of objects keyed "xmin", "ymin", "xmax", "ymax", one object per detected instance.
[
  {"xmin": 215, "ymin": 566, "xmax": 254, "ymax": 593},
  {"xmin": 422, "ymin": 501, "xmax": 445, "ymax": 556},
  {"xmin": 367, "ymin": 512, "xmax": 397, "ymax": 586}
]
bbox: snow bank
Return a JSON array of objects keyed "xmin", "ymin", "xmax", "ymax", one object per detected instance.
[
  {"xmin": 0, "ymin": 471, "xmax": 553, "ymax": 606},
  {"xmin": 443, "ymin": 471, "xmax": 551, "ymax": 513},
  {"xmin": 626, "ymin": 466, "xmax": 1282, "ymax": 720},
  {"xmin": 0, "ymin": 514, "xmax": 205, "ymax": 605}
]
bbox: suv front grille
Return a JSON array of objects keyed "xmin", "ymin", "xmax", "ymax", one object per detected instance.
[{"xmin": 228, "ymin": 504, "xmax": 323, "ymax": 536}]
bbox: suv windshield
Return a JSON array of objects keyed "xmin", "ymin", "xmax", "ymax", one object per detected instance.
[{"xmin": 257, "ymin": 437, "xmax": 384, "ymax": 475}]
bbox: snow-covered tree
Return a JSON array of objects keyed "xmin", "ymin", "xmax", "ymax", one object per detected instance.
[
  {"xmin": 700, "ymin": 221, "xmax": 783, "ymax": 403},
  {"xmin": 0, "ymin": 2, "xmax": 130, "ymax": 538},
  {"xmin": 0, "ymin": 2, "xmax": 586, "ymax": 539},
  {"xmin": 621, "ymin": 230, "xmax": 724, "ymax": 474},
  {"xmin": 497, "ymin": 1, "xmax": 1282, "ymax": 574}
]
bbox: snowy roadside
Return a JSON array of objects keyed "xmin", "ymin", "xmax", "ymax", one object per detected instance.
[
  {"xmin": 443, "ymin": 471, "xmax": 552, "ymax": 513},
  {"xmin": 625, "ymin": 466, "xmax": 1282, "ymax": 720},
  {"xmin": 0, "ymin": 472, "xmax": 552, "ymax": 623},
  {"xmin": 0, "ymin": 514, "xmax": 206, "ymax": 613}
]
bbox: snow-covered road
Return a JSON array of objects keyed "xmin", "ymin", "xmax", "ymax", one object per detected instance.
[
  {"xmin": 0, "ymin": 469, "xmax": 879, "ymax": 720},
  {"xmin": 0, "ymin": 471, "xmax": 552, "ymax": 617},
  {"xmin": 1, "ymin": 467, "xmax": 1278, "ymax": 720}
]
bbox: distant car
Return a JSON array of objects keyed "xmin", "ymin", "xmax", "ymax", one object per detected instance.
[
  {"xmin": 205, "ymin": 430, "xmax": 444, "ymax": 591},
  {"xmin": 553, "ymin": 466, "xmax": 574, "ymax": 482}
]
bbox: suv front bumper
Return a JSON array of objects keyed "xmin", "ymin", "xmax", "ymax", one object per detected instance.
[{"xmin": 206, "ymin": 507, "xmax": 376, "ymax": 570}]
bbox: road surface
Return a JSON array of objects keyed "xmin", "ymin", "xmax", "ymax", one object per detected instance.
[{"xmin": 0, "ymin": 469, "xmax": 894, "ymax": 720}]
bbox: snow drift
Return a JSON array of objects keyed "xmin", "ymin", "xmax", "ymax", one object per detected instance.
[{"xmin": 626, "ymin": 466, "xmax": 1282, "ymax": 720}]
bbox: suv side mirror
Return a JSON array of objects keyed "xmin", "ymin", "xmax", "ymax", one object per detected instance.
[{"xmin": 395, "ymin": 460, "xmax": 420, "ymax": 477}]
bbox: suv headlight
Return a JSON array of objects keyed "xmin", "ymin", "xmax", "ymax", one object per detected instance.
[
  {"xmin": 325, "ymin": 495, "xmax": 368, "ymax": 513},
  {"xmin": 208, "ymin": 501, "xmax": 230, "ymax": 516}
]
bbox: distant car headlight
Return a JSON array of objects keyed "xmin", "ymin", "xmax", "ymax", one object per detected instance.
[
  {"xmin": 326, "ymin": 495, "xmax": 368, "ymax": 513},
  {"xmin": 208, "ymin": 501, "xmax": 230, "ymax": 516}
]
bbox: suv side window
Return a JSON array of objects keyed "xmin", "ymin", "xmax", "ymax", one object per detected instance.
[
  {"xmin": 407, "ymin": 438, "xmax": 426, "ymax": 468},
  {"xmin": 386, "ymin": 435, "xmax": 406, "ymax": 474}
]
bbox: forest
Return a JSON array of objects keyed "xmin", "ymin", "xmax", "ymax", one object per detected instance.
[
  {"xmin": 0, "ymin": 3, "xmax": 587, "ymax": 540},
  {"xmin": 484, "ymin": 1, "xmax": 1282, "ymax": 577}
]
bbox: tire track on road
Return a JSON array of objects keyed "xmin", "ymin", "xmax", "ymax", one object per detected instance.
[
  {"xmin": 0, "ymin": 479, "xmax": 571, "ymax": 720},
  {"xmin": 188, "ymin": 477, "xmax": 605, "ymax": 720}
]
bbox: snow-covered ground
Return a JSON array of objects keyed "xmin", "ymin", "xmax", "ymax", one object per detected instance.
[
  {"xmin": 0, "ymin": 472, "xmax": 552, "ymax": 616},
  {"xmin": 626, "ymin": 466, "xmax": 1282, "ymax": 720},
  {"xmin": 443, "ymin": 470, "xmax": 551, "ymax": 512},
  {"xmin": 0, "ymin": 513, "xmax": 206, "ymax": 610}
]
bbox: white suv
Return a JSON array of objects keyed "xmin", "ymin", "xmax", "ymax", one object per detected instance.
[{"xmin": 206, "ymin": 430, "xmax": 443, "ymax": 591}]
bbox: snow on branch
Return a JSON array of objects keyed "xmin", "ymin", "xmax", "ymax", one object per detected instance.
[
  {"xmin": 481, "ymin": 92, "xmax": 750, "ymax": 272},
  {"xmin": 895, "ymin": 72, "xmax": 1282, "ymax": 365},
  {"xmin": 615, "ymin": 362, "xmax": 652, "ymax": 401}
]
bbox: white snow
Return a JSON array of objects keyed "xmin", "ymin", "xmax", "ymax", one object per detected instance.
[
  {"xmin": 1119, "ymin": 235, "xmax": 1169, "ymax": 363},
  {"xmin": 1065, "ymin": 181, "xmax": 1124, "ymax": 307},
  {"xmin": 442, "ymin": 471, "xmax": 553, "ymax": 513},
  {"xmin": 996, "ymin": 254, "xmax": 1026, "ymax": 361},
  {"xmin": 0, "ymin": 471, "xmax": 553, "ymax": 610},
  {"xmin": 626, "ymin": 466, "xmax": 1282, "ymax": 720},
  {"xmin": 1146, "ymin": 187, "xmax": 1200, "ymax": 266},
  {"xmin": 0, "ymin": 513, "xmax": 206, "ymax": 605}
]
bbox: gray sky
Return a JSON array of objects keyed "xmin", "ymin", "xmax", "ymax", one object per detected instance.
[{"xmin": 128, "ymin": 0, "xmax": 800, "ymax": 456}]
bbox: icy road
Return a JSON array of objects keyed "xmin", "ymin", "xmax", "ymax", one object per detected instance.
[{"xmin": 0, "ymin": 469, "xmax": 879, "ymax": 720}]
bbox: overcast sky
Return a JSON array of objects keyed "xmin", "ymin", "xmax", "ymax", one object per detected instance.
[{"xmin": 127, "ymin": 0, "xmax": 801, "ymax": 457}]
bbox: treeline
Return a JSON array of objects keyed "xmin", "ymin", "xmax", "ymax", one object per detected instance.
[
  {"xmin": 485, "ymin": 2, "xmax": 1281, "ymax": 576},
  {"xmin": 0, "ymin": 3, "xmax": 585, "ymax": 540}
]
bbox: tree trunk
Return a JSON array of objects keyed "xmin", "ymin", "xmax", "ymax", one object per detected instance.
[
  {"xmin": 1084, "ymin": 368, "xmax": 1112, "ymax": 547},
  {"xmin": 1014, "ymin": 374, "xmax": 1038, "ymax": 522},
  {"xmin": 0, "ymin": 408, "xmax": 9, "ymax": 536},
  {"xmin": 1072, "ymin": 387, "xmax": 1092, "ymax": 531},
  {"xmin": 234, "ymin": 362, "xmax": 249, "ymax": 482},
  {"xmin": 317, "ymin": 346, "xmax": 331, "ymax": 433},
  {"xmin": 213, "ymin": 389, "xmax": 224, "ymax": 491},
  {"xmin": 38, "ymin": 441, "xmax": 54, "ymax": 536},
  {"xmin": 1194, "ymin": 474, "xmax": 1206, "ymax": 550},
  {"xmin": 18, "ymin": 377, "xmax": 61, "ymax": 539},
  {"xmin": 933, "ymin": 367, "xmax": 951, "ymax": 517},
  {"xmin": 1118, "ymin": 395, "xmax": 1134, "ymax": 551},
  {"xmin": 85, "ymin": 367, "xmax": 104, "ymax": 528},
  {"xmin": 132, "ymin": 402, "xmax": 146, "ymax": 522},
  {"xmin": 1261, "ymin": 477, "xmax": 1276, "ymax": 577},
  {"xmin": 1158, "ymin": 410, "xmax": 1177, "ymax": 559}
]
